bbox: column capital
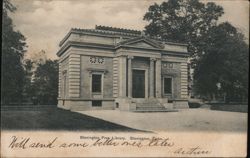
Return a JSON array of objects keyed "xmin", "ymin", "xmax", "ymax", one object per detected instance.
[
  {"xmin": 156, "ymin": 57, "xmax": 162, "ymax": 61},
  {"xmin": 118, "ymin": 54, "xmax": 128, "ymax": 58},
  {"xmin": 127, "ymin": 56, "xmax": 134, "ymax": 60},
  {"xmin": 150, "ymin": 57, "xmax": 156, "ymax": 61}
]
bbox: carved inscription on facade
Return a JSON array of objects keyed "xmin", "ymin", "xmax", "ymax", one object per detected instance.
[
  {"xmin": 90, "ymin": 56, "xmax": 104, "ymax": 64},
  {"xmin": 162, "ymin": 62, "xmax": 174, "ymax": 69}
]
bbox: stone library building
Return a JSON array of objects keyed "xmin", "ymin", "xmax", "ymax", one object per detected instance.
[{"xmin": 57, "ymin": 26, "xmax": 189, "ymax": 111}]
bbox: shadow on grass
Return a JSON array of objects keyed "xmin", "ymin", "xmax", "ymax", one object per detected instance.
[
  {"xmin": 188, "ymin": 102, "xmax": 202, "ymax": 108},
  {"xmin": 1, "ymin": 108, "xmax": 142, "ymax": 132}
]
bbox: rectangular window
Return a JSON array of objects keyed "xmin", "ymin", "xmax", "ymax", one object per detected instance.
[
  {"xmin": 92, "ymin": 100, "xmax": 102, "ymax": 107},
  {"xmin": 164, "ymin": 78, "xmax": 172, "ymax": 94},
  {"xmin": 92, "ymin": 74, "xmax": 102, "ymax": 93}
]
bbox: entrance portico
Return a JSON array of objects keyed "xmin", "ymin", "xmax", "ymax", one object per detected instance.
[
  {"xmin": 119, "ymin": 55, "xmax": 161, "ymax": 99},
  {"xmin": 115, "ymin": 54, "xmax": 171, "ymax": 111}
]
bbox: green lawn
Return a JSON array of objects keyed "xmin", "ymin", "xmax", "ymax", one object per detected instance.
[
  {"xmin": 210, "ymin": 103, "xmax": 248, "ymax": 113},
  {"xmin": 188, "ymin": 102, "xmax": 248, "ymax": 113},
  {"xmin": 1, "ymin": 107, "xmax": 139, "ymax": 131}
]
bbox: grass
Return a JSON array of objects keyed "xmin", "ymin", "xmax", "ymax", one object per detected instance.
[
  {"xmin": 210, "ymin": 103, "xmax": 248, "ymax": 113},
  {"xmin": 1, "ymin": 107, "xmax": 139, "ymax": 131},
  {"xmin": 188, "ymin": 101, "xmax": 248, "ymax": 113}
]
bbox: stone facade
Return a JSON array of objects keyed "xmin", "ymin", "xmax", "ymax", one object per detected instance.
[{"xmin": 57, "ymin": 26, "xmax": 189, "ymax": 111}]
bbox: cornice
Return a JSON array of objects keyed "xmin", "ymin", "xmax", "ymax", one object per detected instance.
[{"xmin": 57, "ymin": 41, "xmax": 189, "ymax": 58}]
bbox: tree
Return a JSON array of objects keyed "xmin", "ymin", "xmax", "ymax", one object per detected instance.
[
  {"xmin": 143, "ymin": 0, "xmax": 224, "ymax": 58},
  {"xmin": 193, "ymin": 22, "xmax": 249, "ymax": 102},
  {"xmin": 31, "ymin": 60, "xmax": 58, "ymax": 105},
  {"xmin": 1, "ymin": 0, "xmax": 27, "ymax": 104},
  {"xmin": 144, "ymin": 0, "xmax": 249, "ymax": 102},
  {"xmin": 23, "ymin": 59, "xmax": 34, "ymax": 102}
]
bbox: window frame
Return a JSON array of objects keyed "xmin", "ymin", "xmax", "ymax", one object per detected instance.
[
  {"xmin": 91, "ymin": 73, "xmax": 103, "ymax": 94},
  {"xmin": 92, "ymin": 100, "xmax": 102, "ymax": 107},
  {"xmin": 163, "ymin": 77, "xmax": 173, "ymax": 95}
]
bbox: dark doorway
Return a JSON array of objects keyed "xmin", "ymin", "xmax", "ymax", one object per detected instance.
[{"xmin": 132, "ymin": 70, "xmax": 145, "ymax": 98}]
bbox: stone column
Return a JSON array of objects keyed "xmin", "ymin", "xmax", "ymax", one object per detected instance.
[
  {"xmin": 127, "ymin": 56, "xmax": 133, "ymax": 98},
  {"xmin": 118, "ymin": 55, "xmax": 127, "ymax": 97},
  {"xmin": 149, "ymin": 58, "xmax": 155, "ymax": 98},
  {"xmin": 155, "ymin": 58, "xmax": 162, "ymax": 98}
]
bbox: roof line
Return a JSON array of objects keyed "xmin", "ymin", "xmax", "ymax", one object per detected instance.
[
  {"xmin": 58, "ymin": 27, "xmax": 188, "ymax": 47},
  {"xmin": 95, "ymin": 25, "xmax": 141, "ymax": 35}
]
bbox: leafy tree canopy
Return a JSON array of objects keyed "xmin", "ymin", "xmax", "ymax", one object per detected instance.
[
  {"xmin": 144, "ymin": 0, "xmax": 224, "ymax": 57},
  {"xmin": 31, "ymin": 60, "xmax": 59, "ymax": 105},
  {"xmin": 1, "ymin": 0, "xmax": 27, "ymax": 104},
  {"xmin": 144, "ymin": 0, "xmax": 249, "ymax": 102},
  {"xmin": 193, "ymin": 22, "xmax": 249, "ymax": 101}
]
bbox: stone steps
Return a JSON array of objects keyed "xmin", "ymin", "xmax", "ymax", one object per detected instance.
[
  {"xmin": 132, "ymin": 99, "xmax": 161, "ymax": 104},
  {"xmin": 134, "ymin": 109, "xmax": 178, "ymax": 113},
  {"xmin": 136, "ymin": 103, "xmax": 162, "ymax": 107},
  {"xmin": 136, "ymin": 106, "xmax": 166, "ymax": 110},
  {"xmin": 133, "ymin": 98, "xmax": 171, "ymax": 112}
]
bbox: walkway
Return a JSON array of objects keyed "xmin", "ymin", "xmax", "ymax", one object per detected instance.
[{"xmin": 78, "ymin": 109, "xmax": 247, "ymax": 132}]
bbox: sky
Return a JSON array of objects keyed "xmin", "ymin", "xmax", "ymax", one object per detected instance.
[{"xmin": 9, "ymin": 0, "xmax": 249, "ymax": 59}]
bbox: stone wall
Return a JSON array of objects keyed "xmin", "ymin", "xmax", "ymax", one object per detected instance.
[
  {"xmin": 132, "ymin": 57, "xmax": 150, "ymax": 69},
  {"xmin": 69, "ymin": 33, "xmax": 115, "ymax": 45},
  {"xmin": 58, "ymin": 100, "xmax": 115, "ymax": 111},
  {"xmin": 68, "ymin": 54, "xmax": 81, "ymax": 98},
  {"xmin": 163, "ymin": 43, "xmax": 187, "ymax": 53},
  {"xmin": 113, "ymin": 57, "xmax": 119, "ymax": 97},
  {"xmin": 80, "ymin": 55, "xmax": 113, "ymax": 99},
  {"xmin": 58, "ymin": 62, "xmax": 62, "ymax": 98},
  {"xmin": 60, "ymin": 57, "xmax": 69, "ymax": 99},
  {"xmin": 161, "ymin": 61, "xmax": 181, "ymax": 99}
]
